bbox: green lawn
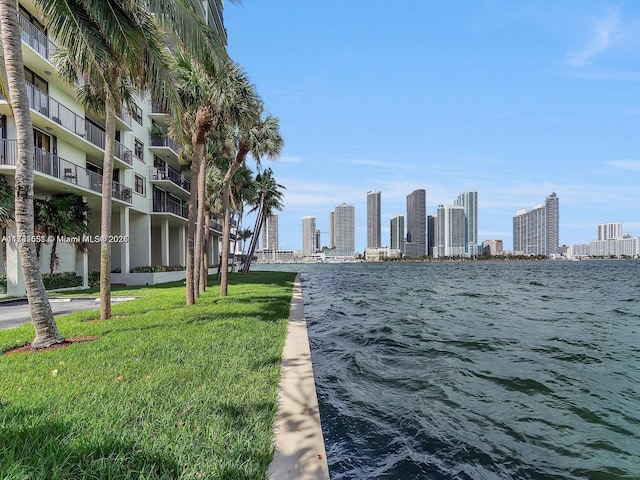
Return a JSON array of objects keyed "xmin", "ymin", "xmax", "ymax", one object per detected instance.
[{"xmin": 0, "ymin": 271, "xmax": 297, "ymax": 480}]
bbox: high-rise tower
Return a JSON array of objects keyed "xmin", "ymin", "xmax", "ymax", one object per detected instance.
[
  {"xmin": 262, "ymin": 214, "xmax": 278, "ymax": 250},
  {"xmin": 454, "ymin": 190, "xmax": 478, "ymax": 256},
  {"xmin": 513, "ymin": 192, "xmax": 560, "ymax": 256},
  {"xmin": 366, "ymin": 190, "xmax": 381, "ymax": 248},
  {"xmin": 302, "ymin": 216, "xmax": 316, "ymax": 256},
  {"xmin": 405, "ymin": 189, "xmax": 426, "ymax": 257},
  {"xmin": 390, "ymin": 214, "xmax": 404, "ymax": 252},
  {"xmin": 332, "ymin": 203, "xmax": 355, "ymax": 255}
]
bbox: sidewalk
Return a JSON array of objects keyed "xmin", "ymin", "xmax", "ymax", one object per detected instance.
[{"xmin": 267, "ymin": 273, "xmax": 330, "ymax": 480}]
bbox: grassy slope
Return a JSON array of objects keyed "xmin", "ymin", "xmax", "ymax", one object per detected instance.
[{"xmin": 0, "ymin": 271, "xmax": 296, "ymax": 480}]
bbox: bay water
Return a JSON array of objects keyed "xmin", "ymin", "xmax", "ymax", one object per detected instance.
[{"xmin": 263, "ymin": 260, "xmax": 640, "ymax": 479}]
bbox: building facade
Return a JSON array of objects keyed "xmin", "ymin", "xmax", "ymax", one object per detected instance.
[
  {"xmin": 302, "ymin": 216, "xmax": 316, "ymax": 257},
  {"xmin": 598, "ymin": 222, "xmax": 623, "ymax": 241},
  {"xmin": 482, "ymin": 239, "xmax": 504, "ymax": 256},
  {"xmin": 434, "ymin": 204, "xmax": 466, "ymax": 258},
  {"xmin": 261, "ymin": 214, "xmax": 278, "ymax": 250},
  {"xmin": 0, "ymin": 1, "xmax": 227, "ymax": 295},
  {"xmin": 366, "ymin": 190, "xmax": 381, "ymax": 248},
  {"xmin": 512, "ymin": 192, "xmax": 560, "ymax": 256},
  {"xmin": 405, "ymin": 189, "xmax": 426, "ymax": 257},
  {"xmin": 454, "ymin": 189, "xmax": 478, "ymax": 256},
  {"xmin": 332, "ymin": 203, "xmax": 355, "ymax": 256},
  {"xmin": 390, "ymin": 214, "xmax": 404, "ymax": 252}
]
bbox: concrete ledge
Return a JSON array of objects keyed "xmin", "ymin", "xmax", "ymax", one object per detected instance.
[{"xmin": 268, "ymin": 274, "xmax": 330, "ymax": 480}]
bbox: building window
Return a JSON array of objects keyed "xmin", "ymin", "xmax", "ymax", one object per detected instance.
[
  {"xmin": 131, "ymin": 103, "xmax": 143, "ymax": 125},
  {"xmin": 134, "ymin": 138, "xmax": 144, "ymax": 161},
  {"xmin": 134, "ymin": 174, "xmax": 145, "ymax": 196}
]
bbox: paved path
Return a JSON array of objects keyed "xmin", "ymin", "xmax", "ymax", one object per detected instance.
[
  {"xmin": 0, "ymin": 297, "xmax": 136, "ymax": 330},
  {"xmin": 267, "ymin": 274, "xmax": 331, "ymax": 480}
]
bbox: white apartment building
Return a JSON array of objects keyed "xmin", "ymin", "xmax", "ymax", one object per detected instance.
[{"xmin": 1, "ymin": 1, "xmax": 226, "ymax": 295}]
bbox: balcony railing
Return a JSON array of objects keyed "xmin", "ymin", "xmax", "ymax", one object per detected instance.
[
  {"xmin": 19, "ymin": 14, "xmax": 56, "ymax": 61},
  {"xmin": 152, "ymin": 194, "xmax": 187, "ymax": 218},
  {"xmin": 149, "ymin": 101, "xmax": 166, "ymax": 114},
  {"xmin": 0, "ymin": 139, "xmax": 132, "ymax": 203},
  {"xmin": 14, "ymin": 82, "xmax": 134, "ymax": 165},
  {"xmin": 150, "ymin": 165, "xmax": 190, "ymax": 192},
  {"xmin": 150, "ymin": 135, "xmax": 181, "ymax": 154}
]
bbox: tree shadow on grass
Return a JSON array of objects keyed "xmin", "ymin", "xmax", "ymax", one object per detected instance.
[{"xmin": 0, "ymin": 408, "xmax": 180, "ymax": 480}]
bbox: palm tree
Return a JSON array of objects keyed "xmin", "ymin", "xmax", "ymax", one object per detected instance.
[
  {"xmin": 37, "ymin": 0, "xmax": 231, "ymax": 315},
  {"xmin": 220, "ymin": 113, "xmax": 283, "ymax": 295},
  {"xmin": 243, "ymin": 168, "xmax": 285, "ymax": 274},
  {"xmin": 0, "ymin": 175, "xmax": 14, "ymax": 274},
  {"xmin": 0, "ymin": 0, "xmax": 62, "ymax": 348},
  {"xmin": 40, "ymin": 0, "xmax": 179, "ymax": 319},
  {"xmin": 34, "ymin": 194, "xmax": 91, "ymax": 275}
]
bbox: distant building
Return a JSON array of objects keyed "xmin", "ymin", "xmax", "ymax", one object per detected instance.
[
  {"xmin": 390, "ymin": 214, "xmax": 404, "ymax": 252},
  {"xmin": 366, "ymin": 190, "xmax": 381, "ymax": 248},
  {"xmin": 262, "ymin": 214, "xmax": 278, "ymax": 250},
  {"xmin": 454, "ymin": 190, "xmax": 478, "ymax": 256},
  {"xmin": 598, "ymin": 222, "xmax": 623, "ymax": 241},
  {"xmin": 364, "ymin": 247, "xmax": 401, "ymax": 261},
  {"xmin": 427, "ymin": 215, "xmax": 435, "ymax": 257},
  {"xmin": 513, "ymin": 192, "xmax": 560, "ymax": 256},
  {"xmin": 405, "ymin": 189, "xmax": 426, "ymax": 257},
  {"xmin": 329, "ymin": 211, "xmax": 335, "ymax": 248},
  {"xmin": 482, "ymin": 239, "xmax": 504, "ymax": 256},
  {"xmin": 434, "ymin": 204, "xmax": 466, "ymax": 258},
  {"xmin": 302, "ymin": 216, "xmax": 316, "ymax": 256},
  {"xmin": 332, "ymin": 203, "xmax": 355, "ymax": 256}
]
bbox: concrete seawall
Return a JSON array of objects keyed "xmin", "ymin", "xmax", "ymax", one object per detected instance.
[{"xmin": 267, "ymin": 274, "xmax": 330, "ymax": 480}]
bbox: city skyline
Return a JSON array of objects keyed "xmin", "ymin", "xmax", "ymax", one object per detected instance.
[{"xmin": 225, "ymin": 2, "xmax": 640, "ymax": 253}]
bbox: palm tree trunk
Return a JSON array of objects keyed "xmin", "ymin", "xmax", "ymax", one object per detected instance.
[
  {"xmin": 220, "ymin": 141, "xmax": 249, "ymax": 296},
  {"xmin": 243, "ymin": 203, "xmax": 264, "ymax": 274},
  {"xmin": 0, "ymin": 0, "xmax": 62, "ymax": 348},
  {"xmin": 185, "ymin": 154, "xmax": 198, "ymax": 305},
  {"xmin": 194, "ymin": 141, "xmax": 207, "ymax": 298},
  {"xmin": 99, "ymin": 97, "xmax": 117, "ymax": 320},
  {"xmin": 49, "ymin": 238, "xmax": 58, "ymax": 276},
  {"xmin": 201, "ymin": 208, "xmax": 210, "ymax": 293}
]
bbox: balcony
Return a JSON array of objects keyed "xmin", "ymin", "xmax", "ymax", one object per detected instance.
[
  {"xmin": 152, "ymin": 195, "xmax": 187, "ymax": 219},
  {"xmin": 19, "ymin": 14, "xmax": 56, "ymax": 62},
  {"xmin": 17, "ymin": 82, "xmax": 134, "ymax": 166},
  {"xmin": 150, "ymin": 135, "xmax": 181, "ymax": 156},
  {"xmin": 149, "ymin": 165, "xmax": 190, "ymax": 195},
  {"xmin": 0, "ymin": 139, "xmax": 132, "ymax": 203}
]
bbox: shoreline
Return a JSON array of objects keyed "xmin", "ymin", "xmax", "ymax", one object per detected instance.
[{"xmin": 267, "ymin": 273, "xmax": 330, "ymax": 480}]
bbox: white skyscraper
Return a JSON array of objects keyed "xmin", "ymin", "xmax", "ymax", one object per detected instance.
[
  {"xmin": 454, "ymin": 190, "xmax": 478, "ymax": 256},
  {"xmin": 434, "ymin": 204, "xmax": 466, "ymax": 257},
  {"xmin": 302, "ymin": 216, "xmax": 316, "ymax": 256},
  {"xmin": 262, "ymin": 214, "xmax": 278, "ymax": 250},
  {"xmin": 332, "ymin": 203, "xmax": 355, "ymax": 255}
]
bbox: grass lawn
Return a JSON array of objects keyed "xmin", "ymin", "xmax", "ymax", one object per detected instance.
[{"xmin": 0, "ymin": 271, "xmax": 297, "ymax": 480}]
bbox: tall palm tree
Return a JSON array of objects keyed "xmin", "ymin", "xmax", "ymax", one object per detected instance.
[
  {"xmin": 171, "ymin": 49, "xmax": 219, "ymax": 304},
  {"xmin": 34, "ymin": 193, "xmax": 91, "ymax": 275},
  {"xmin": 38, "ymin": 0, "xmax": 231, "ymax": 314},
  {"xmin": 0, "ymin": 0, "xmax": 62, "ymax": 348},
  {"xmin": 220, "ymin": 109, "xmax": 283, "ymax": 296},
  {"xmin": 243, "ymin": 168, "xmax": 285, "ymax": 274}
]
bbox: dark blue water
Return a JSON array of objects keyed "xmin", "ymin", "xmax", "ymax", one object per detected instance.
[{"xmin": 261, "ymin": 261, "xmax": 640, "ymax": 479}]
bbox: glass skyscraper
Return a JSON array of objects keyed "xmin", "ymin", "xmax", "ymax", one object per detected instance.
[
  {"xmin": 405, "ymin": 189, "xmax": 426, "ymax": 257},
  {"xmin": 367, "ymin": 190, "xmax": 381, "ymax": 248}
]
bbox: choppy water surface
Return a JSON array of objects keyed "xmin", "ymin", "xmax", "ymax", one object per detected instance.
[{"xmin": 269, "ymin": 261, "xmax": 640, "ymax": 479}]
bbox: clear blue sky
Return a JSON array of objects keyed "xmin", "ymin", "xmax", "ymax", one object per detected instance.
[{"xmin": 225, "ymin": 1, "xmax": 640, "ymax": 253}]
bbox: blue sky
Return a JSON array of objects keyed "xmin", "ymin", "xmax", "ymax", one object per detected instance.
[{"xmin": 225, "ymin": 1, "xmax": 640, "ymax": 252}]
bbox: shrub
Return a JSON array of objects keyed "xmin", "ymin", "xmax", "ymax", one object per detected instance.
[
  {"xmin": 0, "ymin": 275, "xmax": 6, "ymax": 294},
  {"xmin": 130, "ymin": 265, "xmax": 185, "ymax": 273},
  {"xmin": 88, "ymin": 271, "xmax": 100, "ymax": 288},
  {"xmin": 42, "ymin": 272, "xmax": 83, "ymax": 290}
]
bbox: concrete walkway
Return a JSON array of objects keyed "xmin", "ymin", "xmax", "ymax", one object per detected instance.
[
  {"xmin": 267, "ymin": 274, "xmax": 330, "ymax": 480},
  {"xmin": 0, "ymin": 297, "xmax": 136, "ymax": 330}
]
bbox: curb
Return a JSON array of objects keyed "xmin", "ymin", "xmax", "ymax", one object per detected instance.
[{"xmin": 267, "ymin": 274, "xmax": 330, "ymax": 480}]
